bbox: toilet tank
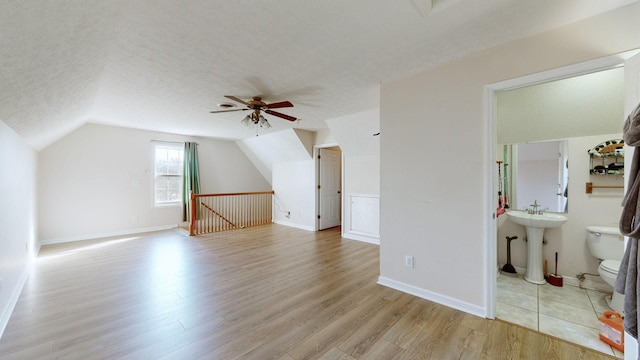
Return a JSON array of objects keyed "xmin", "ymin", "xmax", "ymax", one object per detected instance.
[{"xmin": 586, "ymin": 226, "xmax": 625, "ymax": 261}]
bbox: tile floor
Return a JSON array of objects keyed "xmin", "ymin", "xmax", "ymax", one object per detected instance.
[{"xmin": 497, "ymin": 273, "xmax": 624, "ymax": 358}]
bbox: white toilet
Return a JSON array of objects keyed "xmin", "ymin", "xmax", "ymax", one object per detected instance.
[{"xmin": 586, "ymin": 226, "xmax": 625, "ymax": 314}]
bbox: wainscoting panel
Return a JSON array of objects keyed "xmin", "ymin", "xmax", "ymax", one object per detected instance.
[{"xmin": 345, "ymin": 194, "xmax": 379, "ymax": 244}]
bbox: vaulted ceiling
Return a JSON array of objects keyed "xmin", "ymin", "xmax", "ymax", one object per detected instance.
[{"xmin": 1, "ymin": 0, "xmax": 636, "ymax": 149}]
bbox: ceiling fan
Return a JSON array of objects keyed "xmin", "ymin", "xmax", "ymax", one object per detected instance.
[{"xmin": 210, "ymin": 95, "xmax": 297, "ymax": 129}]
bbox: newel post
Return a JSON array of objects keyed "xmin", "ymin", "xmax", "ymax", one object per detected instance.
[{"xmin": 189, "ymin": 191, "xmax": 196, "ymax": 236}]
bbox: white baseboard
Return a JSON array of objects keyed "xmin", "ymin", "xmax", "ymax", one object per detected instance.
[
  {"xmin": 342, "ymin": 231, "xmax": 380, "ymax": 245},
  {"xmin": 39, "ymin": 225, "xmax": 178, "ymax": 246},
  {"xmin": 0, "ymin": 266, "xmax": 30, "ymax": 340},
  {"xmin": 273, "ymin": 220, "xmax": 314, "ymax": 231},
  {"xmin": 377, "ymin": 276, "xmax": 486, "ymax": 318},
  {"xmin": 497, "ymin": 264, "xmax": 611, "ymax": 292}
]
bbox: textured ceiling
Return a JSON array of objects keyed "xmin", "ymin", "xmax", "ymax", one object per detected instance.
[{"xmin": 0, "ymin": 0, "xmax": 637, "ymax": 149}]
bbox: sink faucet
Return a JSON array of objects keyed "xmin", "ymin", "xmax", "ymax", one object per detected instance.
[{"xmin": 528, "ymin": 200, "xmax": 539, "ymax": 214}]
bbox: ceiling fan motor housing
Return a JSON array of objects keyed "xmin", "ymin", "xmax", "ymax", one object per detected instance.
[{"xmin": 247, "ymin": 97, "xmax": 268, "ymax": 110}]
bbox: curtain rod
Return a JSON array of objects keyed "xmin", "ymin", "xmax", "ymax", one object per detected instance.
[{"xmin": 150, "ymin": 140, "xmax": 198, "ymax": 145}]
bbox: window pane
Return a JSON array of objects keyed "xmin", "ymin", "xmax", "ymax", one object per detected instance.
[{"xmin": 154, "ymin": 144, "xmax": 184, "ymax": 206}]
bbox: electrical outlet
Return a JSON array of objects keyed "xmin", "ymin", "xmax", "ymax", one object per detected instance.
[
  {"xmin": 405, "ymin": 256, "xmax": 414, "ymax": 268},
  {"xmin": 286, "ymin": 211, "xmax": 291, "ymax": 218}
]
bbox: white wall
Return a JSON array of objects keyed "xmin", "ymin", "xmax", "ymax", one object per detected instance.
[
  {"xmin": 268, "ymin": 110, "xmax": 381, "ymax": 235},
  {"xmin": 237, "ymin": 129, "xmax": 316, "ymax": 230},
  {"xmin": 38, "ymin": 123, "xmax": 271, "ymax": 243},
  {"xmin": 379, "ymin": 3, "xmax": 640, "ymax": 317},
  {"xmin": 0, "ymin": 120, "xmax": 37, "ymax": 337},
  {"xmin": 236, "ymin": 129, "xmax": 314, "ymax": 185},
  {"xmin": 272, "ymin": 160, "xmax": 316, "ymax": 230},
  {"xmin": 498, "ymin": 67, "xmax": 624, "ymax": 144},
  {"xmin": 326, "ymin": 109, "xmax": 380, "ymax": 243},
  {"xmin": 498, "ymin": 133, "xmax": 624, "ymax": 287}
]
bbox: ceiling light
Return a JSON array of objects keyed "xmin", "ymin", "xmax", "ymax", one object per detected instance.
[{"xmin": 259, "ymin": 115, "xmax": 271, "ymax": 128}]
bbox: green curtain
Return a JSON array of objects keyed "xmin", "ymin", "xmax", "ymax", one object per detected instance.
[{"xmin": 183, "ymin": 142, "xmax": 201, "ymax": 221}]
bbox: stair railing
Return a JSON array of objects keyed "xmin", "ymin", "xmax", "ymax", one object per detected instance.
[{"xmin": 189, "ymin": 191, "xmax": 274, "ymax": 235}]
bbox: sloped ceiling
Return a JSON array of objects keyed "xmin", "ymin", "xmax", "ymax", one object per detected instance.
[
  {"xmin": 0, "ymin": 0, "xmax": 637, "ymax": 149},
  {"xmin": 237, "ymin": 129, "xmax": 315, "ymax": 185},
  {"xmin": 498, "ymin": 67, "xmax": 625, "ymax": 144}
]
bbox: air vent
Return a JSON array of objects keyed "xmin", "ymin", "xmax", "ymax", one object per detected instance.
[
  {"xmin": 217, "ymin": 102, "xmax": 236, "ymax": 109},
  {"xmin": 411, "ymin": 0, "xmax": 461, "ymax": 16}
]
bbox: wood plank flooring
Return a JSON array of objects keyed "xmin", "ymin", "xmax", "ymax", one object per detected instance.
[{"xmin": 0, "ymin": 224, "xmax": 615, "ymax": 359}]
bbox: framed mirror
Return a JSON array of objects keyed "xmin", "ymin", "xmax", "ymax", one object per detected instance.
[{"xmin": 505, "ymin": 141, "xmax": 568, "ymax": 213}]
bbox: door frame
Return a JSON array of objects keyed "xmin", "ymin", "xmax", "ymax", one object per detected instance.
[
  {"xmin": 484, "ymin": 49, "xmax": 640, "ymax": 319},
  {"xmin": 314, "ymin": 143, "xmax": 343, "ymax": 231}
]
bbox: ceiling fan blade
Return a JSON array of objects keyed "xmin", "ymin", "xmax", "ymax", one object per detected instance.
[
  {"xmin": 209, "ymin": 108, "xmax": 248, "ymax": 114},
  {"xmin": 224, "ymin": 95, "xmax": 248, "ymax": 105},
  {"xmin": 265, "ymin": 109, "xmax": 297, "ymax": 122},
  {"xmin": 266, "ymin": 101, "xmax": 293, "ymax": 109}
]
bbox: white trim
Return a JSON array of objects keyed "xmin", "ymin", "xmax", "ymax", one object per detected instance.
[
  {"xmin": 39, "ymin": 225, "xmax": 178, "ymax": 246},
  {"xmin": 484, "ymin": 49, "xmax": 640, "ymax": 323},
  {"xmin": 0, "ymin": 266, "xmax": 30, "ymax": 340},
  {"xmin": 378, "ymin": 276, "xmax": 486, "ymax": 318},
  {"xmin": 490, "ymin": 49, "xmax": 640, "ymax": 92},
  {"xmin": 342, "ymin": 232, "xmax": 380, "ymax": 245},
  {"xmin": 497, "ymin": 264, "xmax": 611, "ymax": 292},
  {"xmin": 273, "ymin": 220, "xmax": 315, "ymax": 232}
]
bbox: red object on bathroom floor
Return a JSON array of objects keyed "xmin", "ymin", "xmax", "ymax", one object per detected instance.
[
  {"xmin": 599, "ymin": 311, "xmax": 624, "ymax": 352},
  {"xmin": 547, "ymin": 252, "xmax": 563, "ymax": 287}
]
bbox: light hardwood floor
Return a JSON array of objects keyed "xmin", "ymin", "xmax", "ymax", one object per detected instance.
[{"xmin": 0, "ymin": 224, "xmax": 616, "ymax": 359}]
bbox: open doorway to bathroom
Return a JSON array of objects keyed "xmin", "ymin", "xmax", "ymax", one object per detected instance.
[{"xmin": 487, "ymin": 50, "xmax": 640, "ymax": 357}]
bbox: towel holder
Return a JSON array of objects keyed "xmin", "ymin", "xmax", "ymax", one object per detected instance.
[{"xmin": 585, "ymin": 182, "xmax": 624, "ymax": 194}]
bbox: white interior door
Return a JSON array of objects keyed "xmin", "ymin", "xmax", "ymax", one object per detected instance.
[
  {"xmin": 318, "ymin": 148, "xmax": 341, "ymax": 230},
  {"xmin": 623, "ymin": 51, "xmax": 640, "ymax": 360}
]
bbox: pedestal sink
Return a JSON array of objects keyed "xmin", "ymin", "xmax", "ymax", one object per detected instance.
[{"xmin": 506, "ymin": 210, "xmax": 568, "ymax": 284}]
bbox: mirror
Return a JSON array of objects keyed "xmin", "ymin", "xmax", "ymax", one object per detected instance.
[{"xmin": 504, "ymin": 141, "xmax": 568, "ymax": 213}]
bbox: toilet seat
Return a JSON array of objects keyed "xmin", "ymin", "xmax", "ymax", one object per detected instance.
[{"xmin": 600, "ymin": 259, "xmax": 621, "ymax": 276}]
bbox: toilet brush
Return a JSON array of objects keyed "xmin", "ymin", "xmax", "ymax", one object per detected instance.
[{"xmin": 547, "ymin": 252, "xmax": 563, "ymax": 287}]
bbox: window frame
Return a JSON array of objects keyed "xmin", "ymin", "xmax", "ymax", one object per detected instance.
[{"xmin": 153, "ymin": 142, "xmax": 184, "ymax": 207}]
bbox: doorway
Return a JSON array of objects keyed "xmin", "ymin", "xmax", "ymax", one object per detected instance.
[
  {"xmin": 486, "ymin": 50, "xmax": 640, "ymax": 354},
  {"xmin": 317, "ymin": 146, "xmax": 342, "ymax": 230}
]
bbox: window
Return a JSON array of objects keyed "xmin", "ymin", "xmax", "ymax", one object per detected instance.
[{"xmin": 154, "ymin": 143, "xmax": 184, "ymax": 206}]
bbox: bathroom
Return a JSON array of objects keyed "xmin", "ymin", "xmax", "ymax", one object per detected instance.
[{"xmin": 495, "ymin": 66, "xmax": 626, "ymax": 356}]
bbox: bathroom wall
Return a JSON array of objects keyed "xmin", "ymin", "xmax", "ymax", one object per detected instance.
[{"xmin": 498, "ymin": 133, "xmax": 624, "ymax": 287}]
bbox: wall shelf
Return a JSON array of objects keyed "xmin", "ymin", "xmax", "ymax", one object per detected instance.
[{"xmin": 586, "ymin": 139, "xmax": 624, "ymax": 194}]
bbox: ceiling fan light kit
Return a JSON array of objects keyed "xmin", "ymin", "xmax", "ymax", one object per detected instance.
[
  {"xmin": 210, "ymin": 95, "xmax": 297, "ymax": 135},
  {"xmin": 241, "ymin": 113, "xmax": 271, "ymax": 128}
]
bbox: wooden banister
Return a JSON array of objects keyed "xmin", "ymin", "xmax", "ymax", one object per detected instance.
[
  {"xmin": 200, "ymin": 201, "xmax": 238, "ymax": 229},
  {"xmin": 188, "ymin": 191, "xmax": 273, "ymax": 235}
]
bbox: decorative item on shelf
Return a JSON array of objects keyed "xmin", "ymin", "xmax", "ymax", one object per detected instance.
[
  {"xmin": 586, "ymin": 139, "xmax": 625, "ymax": 193},
  {"xmin": 588, "ymin": 139, "xmax": 624, "ymax": 175}
]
